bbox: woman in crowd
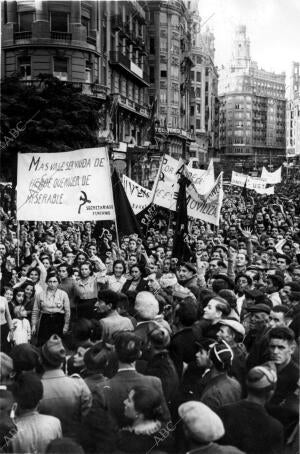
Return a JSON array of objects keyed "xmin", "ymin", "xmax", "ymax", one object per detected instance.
[
  {"xmin": 75, "ymin": 262, "xmax": 101, "ymax": 319},
  {"xmin": 121, "ymin": 264, "xmax": 147, "ymax": 313},
  {"xmin": 20, "ymin": 280, "xmax": 36, "ymax": 320},
  {"xmin": 105, "ymin": 260, "xmax": 127, "ymax": 293},
  {"xmin": 115, "ymin": 385, "xmax": 174, "ymax": 453},
  {"xmin": 31, "ymin": 271, "xmax": 70, "ymax": 345},
  {"xmin": 0, "ymin": 293, "xmax": 13, "ymax": 353}
]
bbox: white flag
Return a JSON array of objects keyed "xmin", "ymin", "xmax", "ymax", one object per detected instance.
[
  {"xmin": 122, "ymin": 175, "xmax": 152, "ymax": 214},
  {"xmin": 261, "ymin": 166, "xmax": 282, "ymax": 184}
]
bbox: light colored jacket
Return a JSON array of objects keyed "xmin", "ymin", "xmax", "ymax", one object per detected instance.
[
  {"xmin": 39, "ymin": 368, "xmax": 92, "ymax": 439},
  {"xmin": 10, "ymin": 410, "xmax": 62, "ymax": 454}
]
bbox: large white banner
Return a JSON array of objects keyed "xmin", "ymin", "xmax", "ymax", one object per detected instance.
[
  {"xmin": 261, "ymin": 166, "xmax": 282, "ymax": 184},
  {"xmin": 153, "ymin": 155, "xmax": 180, "ymax": 211},
  {"xmin": 17, "ymin": 148, "xmax": 115, "ymax": 221},
  {"xmin": 122, "ymin": 175, "xmax": 152, "ymax": 214},
  {"xmin": 189, "ymin": 160, "xmax": 215, "ymax": 194},
  {"xmin": 187, "ymin": 172, "xmax": 224, "ymax": 226},
  {"xmin": 231, "ymin": 172, "xmax": 267, "ymax": 192},
  {"xmin": 231, "ymin": 171, "xmax": 247, "ymax": 187},
  {"xmin": 246, "ymin": 176, "xmax": 267, "ymax": 191}
]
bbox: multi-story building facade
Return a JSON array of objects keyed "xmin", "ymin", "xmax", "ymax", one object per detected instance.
[
  {"xmin": 145, "ymin": 0, "xmax": 194, "ymax": 184},
  {"xmin": 1, "ymin": 0, "xmax": 150, "ymax": 182},
  {"xmin": 218, "ymin": 25, "xmax": 286, "ymax": 174},
  {"xmin": 186, "ymin": 1, "xmax": 218, "ymax": 167},
  {"xmin": 286, "ymin": 62, "xmax": 300, "ymax": 159}
]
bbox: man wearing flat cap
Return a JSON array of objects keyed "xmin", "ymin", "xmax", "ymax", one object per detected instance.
[
  {"xmin": 217, "ymin": 319, "xmax": 247, "ymax": 391},
  {"xmin": 177, "ymin": 262, "xmax": 201, "ymax": 300},
  {"xmin": 217, "ymin": 362, "xmax": 284, "ymax": 454},
  {"xmin": 179, "ymin": 401, "xmax": 244, "ymax": 453},
  {"xmin": 245, "ymin": 304, "xmax": 271, "ymax": 370}
]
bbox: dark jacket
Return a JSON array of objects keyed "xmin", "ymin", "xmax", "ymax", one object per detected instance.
[
  {"xmin": 217, "ymin": 400, "xmax": 284, "ymax": 454},
  {"xmin": 98, "ymin": 369, "xmax": 171, "ymax": 428},
  {"xmin": 113, "ymin": 423, "xmax": 175, "ymax": 453},
  {"xmin": 269, "ymin": 359, "xmax": 299, "ymax": 406},
  {"xmin": 200, "ymin": 372, "xmax": 242, "ymax": 412},
  {"xmin": 145, "ymin": 350, "xmax": 180, "ymax": 406},
  {"xmin": 170, "ymin": 327, "xmax": 199, "ymax": 377}
]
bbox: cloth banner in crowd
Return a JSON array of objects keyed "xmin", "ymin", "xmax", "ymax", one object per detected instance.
[
  {"xmin": 231, "ymin": 171, "xmax": 267, "ymax": 192},
  {"xmin": 187, "ymin": 172, "xmax": 224, "ymax": 226},
  {"xmin": 153, "ymin": 155, "xmax": 180, "ymax": 211},
  {"xmin": 188, "ymin": 159, "xmax": 215, "ymax": 194},
  {"xmin": 153, "ymin": 155, "xmax": 215, "ymax": 211},
  {"xmin": 255, "ymin": 185, "xmax": 275, "ymax": 195},
  {"xmin": 122, "ymin": 175, "xmax": 152, "ymax": 214},
  {"xmin": 16, "ymin": 148, "xmax": 115, "ymax": 221},
  {"xmin": 261, "ymin": 166, "xmax": 282, "ymax": 184},
  {"xmin": 231, "ymin": 171, "xmax": 247, "ymax": 187}
]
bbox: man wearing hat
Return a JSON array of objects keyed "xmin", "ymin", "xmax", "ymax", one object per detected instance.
[
  {"xmin": 245, "ymin": 304, "xmax": 271, "ymax": 370},
  {"xmin": 217, "ymin": 319, "xmax": 247, "ymax": 390},
  {"xmin": 217, "ymin": 362, "xmax": 284, "ymax": 454},
  {"xmin": 39, "ymin": 335, "xmax": 92, "ymax": 441},
  {"xmin": 178, "ymin": 401, "xmax": 244, "ymax": 454},
  {"xmin": 200, "ymin": 340, "xmax": 242, "ymax": 412},
  {"xmin": 145, "ymin": 326, "xmax": 179, "ymax": 410},
  {"xmin": 178, "ymin": 262, "xmax": 201, "ymax": 300}
]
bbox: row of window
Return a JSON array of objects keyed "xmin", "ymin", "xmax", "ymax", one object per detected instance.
[{"xmin": 17, "ymin": 11, "xmax": 90, "ymax": 34}]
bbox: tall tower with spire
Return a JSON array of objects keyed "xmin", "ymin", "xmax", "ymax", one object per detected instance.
[{"xmin": 231, "ymin": 25, "xmax": 251, "ymax": 70}]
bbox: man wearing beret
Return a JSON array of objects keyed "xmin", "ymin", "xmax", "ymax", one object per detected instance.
[{"xmin": 217, "ymin": 362, "xmax": 284, "ymax": 454}]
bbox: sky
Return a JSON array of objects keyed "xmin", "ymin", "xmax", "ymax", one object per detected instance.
[{"xmin": 195, "ymin": 0, "xmax": 300, "ymax": 82}]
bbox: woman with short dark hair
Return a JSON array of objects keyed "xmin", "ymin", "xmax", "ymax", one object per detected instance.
[
  {"xmin": 116, "ymin": 385, "xmax": 174, "ymax": 453},
  {"xmin": 31, "ymin": 272, "xmax": 70, "ymax": 345}
]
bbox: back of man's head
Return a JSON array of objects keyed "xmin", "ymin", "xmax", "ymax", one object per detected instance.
[
  {"xmin": 114, "ymin": 332, "xmax": 142, "ymax": 364},
  {"xmin": 11, "ymin": 372, "xmax": 43, "ymax": 411}
]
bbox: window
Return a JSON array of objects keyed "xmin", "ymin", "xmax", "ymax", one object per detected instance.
[
  {"xmin": 160, "ymin": 38, "xmax": 167, "ymax": 51},
  {"xmin": 160, "ymin": 13, "xmax": 167, "ymax": 23},
  {"xmin": 196, "ymin": 56, "xmax": 202, "ymax": 64},
  {"xmin": 160, "ymin": 89, "xmax": 167, "ymax": 103},
  {"xmin": 160, "ymin": 63, "xmax": 167, "ymax": 78},
  {"xmin": 19, "ymin": 57, "xmax": 31, "ymax": 80},
  {"xmin": 196, "ymin": 72, "xmax": 201, "ymax": 82},
  {"xmin": 19, "ymin": 12, "xmax": 34, "ymax": 32},
  {"xmin": 196, "ymin": 87, "xmax": 201, "ymax": 97},
  {"xmin": 150, "ymin": 66, "xmax": 155, "ymax": 83},
  {"xmin": 85, "ymin": 61, "xmax": 92, "ymax": 83},
  {"xmin": 196, "ymin": 119, "xmax": 201, "ymax": 129},
  {"xmin": 171, "ymin": 65, "xmax": 179, "ymax": 78},
  {"xmin": 82, "ymin": 16, "xmax": 90, "ymax": 36},
  {"xmin": 190, "ymin": 106, "xmax": 194, "ymax": 116},
  {"xmin": 53, "ymin": 57, "xmax": 68, "ymax": 80},
  {"xmin": 171, "ymin": 14, "xmax": 179, "ymax": 25},
  {"xmin": 190, "ymin": 71, "xmax": 194, "ymax": 80},
  {"xmin": 50, "ymin": 12, "xmax": 69, "ymax": 32},
  {"xmin": 150, "ymin": 38, "xmax": 155, "ymax": 54}
]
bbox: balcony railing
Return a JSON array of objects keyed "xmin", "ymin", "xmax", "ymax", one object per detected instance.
[
  {"xmin": 19, "ymin": 79, "xmax": 107, "ymax": 99},
  {"xmin": 119, "ymin": 95, "xmax": 149, "ymax": 118},
  {"xmin": 14, "ymin": 31, "xmax": 32, "ymax": 41},
  {"xmin": 51, "ymin": 31, "xmax": 72, "ymax": 41}
]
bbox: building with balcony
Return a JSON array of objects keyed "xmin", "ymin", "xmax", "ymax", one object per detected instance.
[
  {"xmin": 187, "ymin": 0, "xmax": 218, "ymax": 166},
  {"xmin": 145, "ymin": 0, "xmax": 194, "ymax": 183},
  {"xmin": 286, "ymin": 62, "xmax": 300, "ymax": 159},
  {"xmin": 1, "ymin": 0, "xmax": 150, "ymax": 182},
  {"xmin": 218, "ymin": 25, "xmax": 286, "ymax": 175}
]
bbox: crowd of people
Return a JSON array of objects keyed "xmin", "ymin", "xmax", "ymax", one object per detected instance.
[{"xmin": 0, "ymin": 180, "xmax": 299, "ymax": 454}]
